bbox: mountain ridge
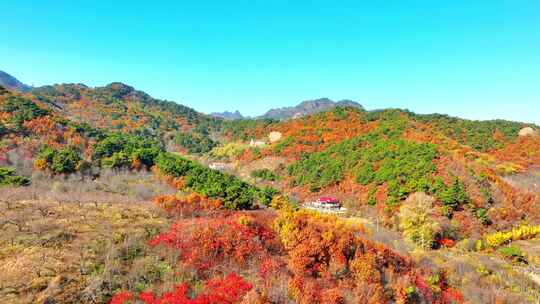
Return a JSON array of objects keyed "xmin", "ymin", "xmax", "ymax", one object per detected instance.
[
  {"xmin": 258, "ymin": 97, "xmax": 364, "ymax": 120},
  {"xmin": 0, "ymin": 70, "xmax": 31, "ymax": 92},
  {"xmin": 29, "ymin": 81, "xmax": 219, "ymax": 135},
  {"xmin": 211, "ymin": 110, "xmax": 244, "ymax": 120},
  {"xmin": 211, "ymin": 98, "xmax": 366, "ymax": 121}
]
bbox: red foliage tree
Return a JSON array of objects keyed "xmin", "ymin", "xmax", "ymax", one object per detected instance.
[
  {"xmin": 149, "ymin": 212, "xmax": 284, "ymax": 275},
  {"xmin": 110, "ymin": 273, "xmax": 252, "ymax": 304},
  {"xmin": 491, "ymin": 136, "xmax": 540, "ymax": 168}
]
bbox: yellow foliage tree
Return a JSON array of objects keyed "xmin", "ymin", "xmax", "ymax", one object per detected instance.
[{"xmin": 398, "ymin": 192, "xmax": 440, "ymax": 249}]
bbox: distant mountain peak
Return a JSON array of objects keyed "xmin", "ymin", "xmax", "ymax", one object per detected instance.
[
  {"xmin": 259, "ymin": 98, "xmax": 364, "ymax": 120},
  {"xmin": 211, "ymin": 110, "xmax": 244, "ymax": 120},
  {"xmin": 0, "ymin": 70, "xmax": 31, "ymax": 92}
]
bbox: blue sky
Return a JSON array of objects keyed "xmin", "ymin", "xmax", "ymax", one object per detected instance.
[{"xmin": 1, "ymin": 1, "xmax": 539, "ymax": 123}]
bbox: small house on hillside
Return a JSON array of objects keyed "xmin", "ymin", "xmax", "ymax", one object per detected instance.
[
  {"xmin": 209, "ymin": 162, "xmax": 232, "ymax": 170},
  {"xmin": 250, "ymin": 139, "xmax": 266, "ymax": 147},
  {"xmin": 303, "ymin": 197, "xmax": 347, "ymax": 213}
]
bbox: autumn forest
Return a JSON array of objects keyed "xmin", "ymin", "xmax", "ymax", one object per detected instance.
[{"xmin": 0, "ymin": 76, "xmax": 540, "ymax": 304}]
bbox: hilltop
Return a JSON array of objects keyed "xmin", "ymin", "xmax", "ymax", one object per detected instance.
[{"xmin": 30, "ymin": 82, "xmax": 219, "ymax": 134}]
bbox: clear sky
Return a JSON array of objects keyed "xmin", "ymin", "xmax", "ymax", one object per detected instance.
[{"xmin": 1, "ymin": 1, "xmax": 539, "ymax": 124}]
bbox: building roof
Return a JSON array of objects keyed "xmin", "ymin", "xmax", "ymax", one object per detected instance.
[{"xmin": 319, "ymin": 197, "xmax": 340, "ymax": 204}]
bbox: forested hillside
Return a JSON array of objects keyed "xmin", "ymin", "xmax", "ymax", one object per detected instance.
[
  {"xmin": 0, "ymin": 82, "xmax": 224, "ymax": 169},
  {"xmin": 30, "ymin": 82, "xmax": 221, "ymax": 153},
  {"xmin": 2, "ymin": 81, "xmax": 540, "ymax": 304},
  {"xmin": 413, "ymin": 113, "xmax": 535, "ymax": 152},
  {"xmin": 215, "ymin": 107, "xmax": 540, "ymax": 251}
]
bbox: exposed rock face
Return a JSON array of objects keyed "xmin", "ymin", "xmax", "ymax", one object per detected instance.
[
  {"xmin": 519, "ymin": 127, "xmax": 537, "ymax": 137},
  {"xmin": 211, "ymin": 110, "xmax": 244, "ymax": 120},
  {"xmin": 259, "ymin": 98, "xmax": 364, "ymax": 120},
  {"xmin": 268, "ymin": 131, "xmax": 282, "ymax": 143}
]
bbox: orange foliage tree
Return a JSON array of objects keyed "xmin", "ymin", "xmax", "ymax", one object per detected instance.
[
  {"xmin": 491, "ymin": 136, "xmax": 540, "ymax": 168},
  {"xmin": 149, "ymin": 212, "xmax": 285, "ymax": 276},
  {"xmin": 154, "ymin": 193, "xmax": 223, "ymax": 217},
  {"xmin": 274, "ymin": 209, "xmax": 414, "ymax": 303}
]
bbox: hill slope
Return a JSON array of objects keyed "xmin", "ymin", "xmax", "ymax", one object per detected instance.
[
  {"xmin": 0, "ymin": 82, "xmax": 226, "ymax": 176},
  {"xmin": 31, "ymin": 82, "xmax": 219, "ymax": 135},
  {"xmin": 220, "ymin": 107, "xmax": 540, "ymax": 233},
  {"xmin": 0, "ymin": 70, "xmax": 31, "ymax": 92}
]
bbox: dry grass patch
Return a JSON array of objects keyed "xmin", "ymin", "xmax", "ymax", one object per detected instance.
[{"xmin": 0, "ymin": 200, "xmax": 172, "ymax": 304}]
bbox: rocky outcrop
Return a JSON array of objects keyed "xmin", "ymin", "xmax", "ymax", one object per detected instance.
[{"xmin": 519, "ymin": 127, "xmax": 537, "ymax": 137}]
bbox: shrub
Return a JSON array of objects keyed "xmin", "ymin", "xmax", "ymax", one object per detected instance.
[
  {"xmin": 367, "ymin": 187, "xmax": 377, "ymax": 206},
  {"xmin": 155, "ymin": 152, "xmax": 259, "ymax": 209},
  {"xmin": 101, "ymin": 152, "xmax": 131, "ymax": 169},
  {"xmin": 1, "ymin": 96, "xmax": 49, "ymax": 130},
  {"xmin": 273, "ymin": 206, "xmax": 417, "ymax": 304},
  {"xmin": 173, "ymin": 132, "xmax": 217, "ymax": 154},
  {"xmin": 495, "ymin": 162, "xmax": 521, "ymax": 175},
  {"xmin": 0, "ymin": 122, "xmax": 8, "ymax": 136},
  {"xmin": 272, "ymin": 136, "xmax": 293, "ymax": 154},
  {"xmin": 438, "ymin": 178, "xmax": 470, "ymax": 216},
  {"xmin": 92, "ymin": 133, "xmax": 161, "ymax": 169},
  {"xmin": 35, "ymin": 146, "xmax": 82, "ymax": 174},
  {"xmin": 149, "ymin": 214, "xmax": 279, "ymax": 274},
  {"xmin": 356, "ymin": 163, "xmax": 374, "ymax": 185},
  {"xmin": 0, "ymin": 167, "xmax": 30, "ymax": 186},
  {"xmin": 250, "ymin": 168, "xmax": 280, "ymax": 181},
  {"xmin": 497, "ymin": 246, "xmax": 526, "ymax": 262},
  {"xmin": 51, "ymin": 147, "xmax": 81, "ymax": 173},
  {"xmin": 131, "ymin": 147, "xmax": 161, "ymax": 167},
  {"xmin": 482, "ymin": 224, "xmax": 540, "ymax": 249},
  {"xmin": 211, "ymin": 142, "xmax": 248, "ymax": 159},
  {"xmin": 92, "ymin": 133, "xmax": 127, "ymax": 159},
  {"xmin": 269, "ymin": 195, "xmax": 298, "ymax": 212},
  {"xmin": 257, "ymin": 186, "xmax": 280, "ymax": 206},
  {"xmin": 475, "ymin": 208, "xmax": 490, "ymax": 225},
  {"xmin": 154, "ymin": 193, "xmax": 222, "ymax": 216},
  {"xmin": 110, "ymin": 273, "xmax": 252, "ymax": 304}
]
